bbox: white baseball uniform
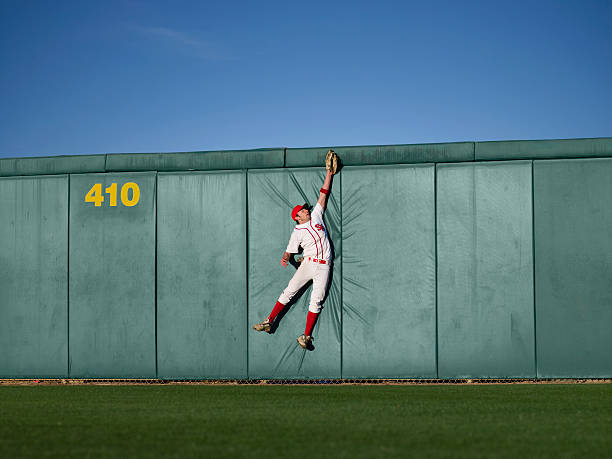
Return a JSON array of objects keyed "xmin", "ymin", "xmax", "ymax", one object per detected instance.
[{"xmin": 278, "ymin": 202, "xmax": 331, "ymax": 313}]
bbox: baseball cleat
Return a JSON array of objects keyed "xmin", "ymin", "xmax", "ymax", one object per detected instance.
[
  {"xmin": 297, "ymin": 334, "xmax": 313, "ymax": 350},
  {"xmin": 253, "ymin": 318, "xmax": 272, "ymax": 333}
]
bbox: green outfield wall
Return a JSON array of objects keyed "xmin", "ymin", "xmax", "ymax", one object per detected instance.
[{"xmin": 1, "ymin": 138, "xmax": 611, "ymax": 379}]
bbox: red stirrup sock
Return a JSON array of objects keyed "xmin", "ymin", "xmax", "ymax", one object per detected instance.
[
  {"xmin": 268, "ymin": 301, "xmax": 286, "ymax": 322},
  {"xmin": 304, "ymin": 311, "xmax": 319, "ymax": 336}
]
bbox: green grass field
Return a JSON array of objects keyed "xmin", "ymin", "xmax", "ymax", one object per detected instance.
[{"xmin": 1, "ymin": 384, "xmax": 611, "ymax": 458}]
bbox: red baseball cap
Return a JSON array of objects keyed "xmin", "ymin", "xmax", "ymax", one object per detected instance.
[{"xmin": 291, "ymin": 203, "xmax": 307, "ymax": 221}]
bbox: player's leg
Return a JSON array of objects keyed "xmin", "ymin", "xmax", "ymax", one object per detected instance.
[
  {"xmin": 253, "ymin": 264, "xmax": 312, "ymax": 332},
  {"xmin": 273, "ymin": 263, "xmax": 312, "ymax": 318},
  {"xmin": 297, "ymin": 264, "xmax": 331, "ymax": 348}
]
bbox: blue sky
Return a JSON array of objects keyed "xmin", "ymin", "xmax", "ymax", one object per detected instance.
[{"xmin": 1, "ymin": 0, "xmax": 610, "ymax": 158}]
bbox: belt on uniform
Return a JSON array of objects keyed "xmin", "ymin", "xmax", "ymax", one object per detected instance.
[{"xmin": 307, "ymin": 257, "xmax": 327, "ymax": 264}]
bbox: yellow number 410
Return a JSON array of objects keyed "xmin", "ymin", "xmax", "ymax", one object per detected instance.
[{"xmin": 85, "ymin": 182, "xmax": 140, "ymax": 207}]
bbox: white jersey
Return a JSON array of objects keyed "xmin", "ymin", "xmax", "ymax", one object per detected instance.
[{"xmin": 285, "ymin": 203, "xmax": 331, "ymax": 262}]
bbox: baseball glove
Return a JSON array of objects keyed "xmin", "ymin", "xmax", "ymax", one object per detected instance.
[{"xmin": 325, "ymin": 149, "xmax": 339, "ymax": 174}]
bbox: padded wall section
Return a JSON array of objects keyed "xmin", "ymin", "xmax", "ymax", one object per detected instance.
[
  {"xmin": 69, "ymin": 172, "xmax": 156, "ymax": 378},
  {"xmin": 157, "ymin": 172, "xmax": 247, "ymax": 378},
  {"xmin": 105, "ymin": 148, "xmax": 284, "ymax": 172},
  {"xmin": 476, "ymin": 138, "xmax": 612, "ymax": 161},
  {"xmin": 342, "ymin": 165, "xmax": 436, "ymax": 378},
  {"xmin": 534, "ymin": 158, "xmax": 612, "ymax": 377},
  {"xmin": 437, "ymin": 161, "xmax": 535, "ymax": 378},
  {"xmin": 0, "ymin": 176, "xmax": 68, "ymax": 377},
  {"xmin": 0, "ymin": 155, "xmax": 106, "ymax": 177},
  {"xmin": 286, "ymin": 142, "xmax": 473, "ymax": 168},
  {"xmin": 248, "ymin": 169, "xmax": 341, "ymax": 378}
]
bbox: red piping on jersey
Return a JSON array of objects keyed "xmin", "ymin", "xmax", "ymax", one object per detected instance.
[
  {"xmin": 295, "ymin": 226, "xmax": 320, "ymax": 258},
  {"xmin": 309, "ymin": 221, "xmax": 324, "ymax": 258}
]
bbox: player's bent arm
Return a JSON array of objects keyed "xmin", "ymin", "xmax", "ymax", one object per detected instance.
[
  {"xmin": 281, "ymin": 251, "xmax": 291, "ymax": 267},
  {"xmin": 317, "ymin": 170, "xmax": 333, "ymax": 210}
]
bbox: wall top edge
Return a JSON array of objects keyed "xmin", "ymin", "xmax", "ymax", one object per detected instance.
[
  {"xmin": 475, "ymin": 136, "xmax": 612, "ymax": 144},
  {"xmin": 436, "ymin": 159, "xmax": 533, "ymax": 168},
  {"xmin": 0, "ymin": 137, "xmax": 610, "ymax": 177},
  {"xmin": 475, "ymin": 137, "xmax": 612, "ymax": 160}
]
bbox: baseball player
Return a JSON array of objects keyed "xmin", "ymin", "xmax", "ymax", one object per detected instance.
[{"xmin": 253, "ymin": 150, "xmax": 339, "ymax": 350}]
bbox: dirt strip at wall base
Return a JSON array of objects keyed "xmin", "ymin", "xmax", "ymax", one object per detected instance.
[{"xmin": 1, "ymin": 378, "xmax": 610, "ymax": 386}]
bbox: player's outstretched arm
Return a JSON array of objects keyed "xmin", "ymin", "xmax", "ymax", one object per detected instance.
[
  {"xmin": 317, "ymin": 169, "xmax": 333, "ymax": 210},
  {"xmin": 318, "ymin": 149, "xmax": 339, "ymax": 210}
]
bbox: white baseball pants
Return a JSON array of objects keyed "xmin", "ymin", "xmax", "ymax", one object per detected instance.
[{"xmin": 278, "ymin": 259, "xmax": 331, "ymax": 313}]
